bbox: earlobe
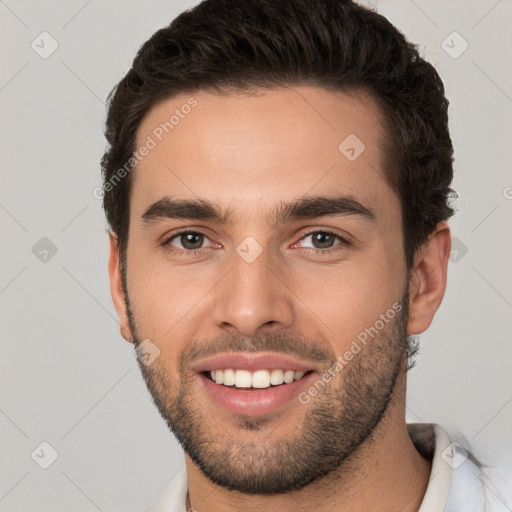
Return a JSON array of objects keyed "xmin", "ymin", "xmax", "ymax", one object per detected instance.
[
  {"xmin": 407, "ymin": 222, "xmax": 451, "ymax": 335},
  {"xmin": 108, "ymin": 232, "xmax": 134, "ymax": 343}
]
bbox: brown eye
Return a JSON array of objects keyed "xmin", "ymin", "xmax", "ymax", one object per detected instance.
[
  {"xmin": 299, "ymin": 231, "xmax": 345, "ymax": 250},
  {"xmin": 310, "ymin": 232, "xmax": 336, "ymax": 249},
  {"xmin": 165, "ymin": 231, "xmax": 211, "ymax": 251},
  {"xmin": 179, "ymin": 232, "xmax": 204, "ymax": 250}
]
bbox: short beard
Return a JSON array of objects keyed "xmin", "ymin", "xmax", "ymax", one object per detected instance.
[{"xmin": 123, "ymin": 269, "xmax": 409, "ymax": 495}]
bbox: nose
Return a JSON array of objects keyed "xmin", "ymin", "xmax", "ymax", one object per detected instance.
[{"xmin": 212, "ymin": 248, "xmax": 296, "ymax": 337}]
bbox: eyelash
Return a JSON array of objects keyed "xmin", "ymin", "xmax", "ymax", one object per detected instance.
[{"xmin": 162, "ymin": 229, "xmax": 351, "ymax": 257}]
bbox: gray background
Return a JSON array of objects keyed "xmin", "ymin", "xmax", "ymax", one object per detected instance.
[{"xmin": 1, "ymin": 0, "xmax": 511, "ymax": 510}]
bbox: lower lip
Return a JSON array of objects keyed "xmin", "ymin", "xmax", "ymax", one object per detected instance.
[{"xmin": 197, "ymin": 372, "xmax": 315, "ymax": 417}]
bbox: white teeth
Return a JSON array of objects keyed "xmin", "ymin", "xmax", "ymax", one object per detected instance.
[
  {"xmin": 270, "ymin": 369, "xmax": 284, "ymax": 385},
  {"xmin": 283, "ymin": 370, "xmax": 295, "ymax": 383},
  {"xmin": 234, "ymin": 369, "xmax": 252, "ymax": 388},
  {"xmin": 252, "ymin": 370, "xmax": 271, "ymax": 388},
  {"xmin": 209, "ymin": 369, "xmax": 308, "ymax": 389},
  {"xmin": 223, "ymin": 368, "xmax": 235, "ymax": 386}
]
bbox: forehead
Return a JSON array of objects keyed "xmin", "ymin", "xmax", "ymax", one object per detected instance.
[{"xmin": 131, "ymin": 86, "xmax": 397, "ymax": 225}]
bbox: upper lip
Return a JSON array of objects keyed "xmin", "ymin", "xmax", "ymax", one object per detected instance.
[{"xmin": 193, "ymin": 352, "xmax": 317, "ymax": 373}]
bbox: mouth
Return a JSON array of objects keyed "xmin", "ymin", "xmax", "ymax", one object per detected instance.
[
  {"xmin": 203, "ymin": 368, "xmax": 313, "ymax": 389},
  {"xmin": 194, "ymin": 352, "xmax": 318, "ymax": 417}
]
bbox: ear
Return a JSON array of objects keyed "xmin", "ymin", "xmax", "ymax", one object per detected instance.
[
  {"xmin": 407, "ymin": 222, "xmax": 451, "ymax": 335},
  {"xmin": 108, "ymin": 232, "xmax": 134, "ymax": 343}
]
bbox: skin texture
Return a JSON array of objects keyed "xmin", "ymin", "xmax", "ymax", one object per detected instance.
[{"xmin": 108, "ymin": 87, "xmax": 451, "ymax": 512}]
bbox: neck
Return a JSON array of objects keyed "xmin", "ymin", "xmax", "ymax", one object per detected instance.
[{"xmin": 185, "ymin": 371, "xmax": 432, "ymax": 512}]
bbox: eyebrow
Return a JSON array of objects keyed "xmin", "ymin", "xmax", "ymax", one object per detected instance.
[{"xmin": 141, "ymin": 194, "xmax": 376, "ymax": 228}]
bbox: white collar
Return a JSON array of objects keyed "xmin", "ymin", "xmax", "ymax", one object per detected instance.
[{"xmin": 411, "ymin": 423, "xmax": 452, "ymax": 511}]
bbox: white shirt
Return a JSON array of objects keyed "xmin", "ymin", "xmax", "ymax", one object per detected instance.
[{"xmin": 145, "ymin": 423, "xmax": 508, "ymax": 511}]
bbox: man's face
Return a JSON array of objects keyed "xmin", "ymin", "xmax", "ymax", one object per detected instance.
[{"xmin": 119, "ymin": 87, "xmax": 409, "ymax": 493}]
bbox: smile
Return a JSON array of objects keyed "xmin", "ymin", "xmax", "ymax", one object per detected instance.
[
  {"xmin": 206, "ymin": 368, "xmax": 308, "ymax": 389},
  {"xmin": 194, "ymin": 352, "xmax": 318, "ymax": 416}
]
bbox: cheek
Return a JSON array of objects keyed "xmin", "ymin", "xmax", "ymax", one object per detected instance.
[
  {"xmin": 285, "ymin": 251, "xmax": 404, "ymax": 353},
  {"xmin": 127, "ymin": 265, "xmax": 190, "ymax": 379},
  {"xmin": 125, "ymin": 245, "xmax": 189, "ymax": 339}
]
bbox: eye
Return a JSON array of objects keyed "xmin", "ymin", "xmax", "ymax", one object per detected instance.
[
  {"xmin": 164, "ymin": 230, "xmax": 215, "ymax": 252},
  {"xmin": 297, "ymin": 230, "xmax": 349, "ymax": 252},
  {"xmin": 161, "ymin": 228, "xmax": 350, "ymax": 257}
]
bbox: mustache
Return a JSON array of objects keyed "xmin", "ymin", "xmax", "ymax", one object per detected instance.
[{"xmin": 179, "ymin": 331, "xmax": 334, "ymax": 371}]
